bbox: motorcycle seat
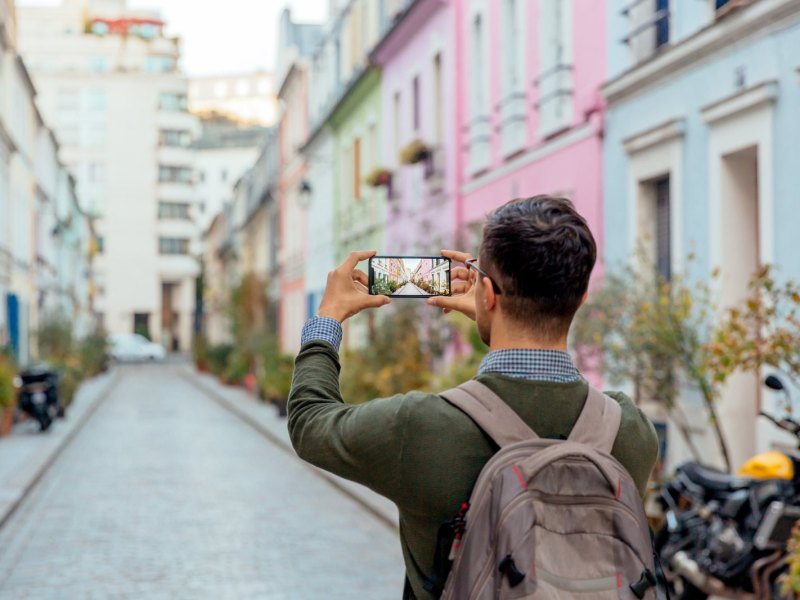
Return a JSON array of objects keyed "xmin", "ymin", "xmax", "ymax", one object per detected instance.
[{"xmin": 679, "ymin": 462, "xmax": 752, "ymax": 493}]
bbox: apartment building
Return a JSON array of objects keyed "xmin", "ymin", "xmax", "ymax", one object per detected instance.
[
  {"xmin": 17, "ymin": 0, "xmax": 200, "ymax": 352},
  {"xmin": 603, "ymin": 0, "xmax": 800, "ymax": 469},
  {"xmin": 1, "ymin": 0, "xmax": 91, "ymax": 363}
]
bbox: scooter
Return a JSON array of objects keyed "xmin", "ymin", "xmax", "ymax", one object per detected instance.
[
  {"xmin": 16, "ymin": 365, "xmax": 62, "ymax": 431},
  {"xmin": 654, "ymin": 374, "xmax": 800, "ymax": 599}
]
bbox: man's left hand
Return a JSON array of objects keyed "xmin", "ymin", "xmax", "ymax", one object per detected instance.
[{"xmin": 317, "ymin": 250, "xmax": 391, "ymax": 323}]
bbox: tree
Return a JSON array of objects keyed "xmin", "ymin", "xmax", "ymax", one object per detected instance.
[
  {"xmin": 707, "ymin": 265, "xmax": 800, "ymax": 386},
  {"xmin": 572, "ymin": 259, "xmax": 732, "ymax": 471}
]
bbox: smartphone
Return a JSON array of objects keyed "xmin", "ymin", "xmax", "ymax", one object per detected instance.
[{"xmin": 368, "ymin": 256, "xmax": 451, "ymax": 298}]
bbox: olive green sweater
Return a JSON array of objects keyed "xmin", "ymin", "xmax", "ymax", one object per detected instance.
[{"xmin": 287, "ymin": 340, "xmax": 659, "ymax": 599}]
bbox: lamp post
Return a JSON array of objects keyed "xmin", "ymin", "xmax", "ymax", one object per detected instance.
[{"xmin": 298, "ymin": 180, "xmax": 312, "ymax": 209}]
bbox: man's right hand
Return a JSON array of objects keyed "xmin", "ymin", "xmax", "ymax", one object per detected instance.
[{"xmin": 427, "ymin": 249, "xmax": 477, "ymax": 321}]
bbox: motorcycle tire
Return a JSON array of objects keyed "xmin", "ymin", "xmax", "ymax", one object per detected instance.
[
  {"xmin": 677, "ymin": 579, "xmax": 708, "ymax": 600},
  {"xmin": 38, "ymin": 413, "xmax": 52, "ymax": 432}
]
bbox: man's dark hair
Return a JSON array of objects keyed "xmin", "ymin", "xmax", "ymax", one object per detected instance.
[{"xmin": 479, "ymin": 195, "xmax": 597, "ymax": 340}]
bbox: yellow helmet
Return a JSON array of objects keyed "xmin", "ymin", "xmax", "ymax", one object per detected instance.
[{"xmin": 738, "ymin": 451, "xmax": 794, "ymax": 481}]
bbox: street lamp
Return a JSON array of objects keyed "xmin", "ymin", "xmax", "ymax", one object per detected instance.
[{"xmin": 298, "ymin": 180, "xmax": 313, "ymax": 209}]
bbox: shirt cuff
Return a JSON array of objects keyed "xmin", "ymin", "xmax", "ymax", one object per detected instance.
[{"xmin": 301, "ymin": 316, "xmax": 343, "ymax": 351}]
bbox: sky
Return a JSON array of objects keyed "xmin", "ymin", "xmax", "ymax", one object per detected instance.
[{"xmin": 16, "ymin": 0, "xmax": 330, "ymax": 76}]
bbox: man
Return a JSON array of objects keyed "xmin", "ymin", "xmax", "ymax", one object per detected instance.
[{"xmin": 288, "ymin": 196, "xmax": 659, "ymax": 599}]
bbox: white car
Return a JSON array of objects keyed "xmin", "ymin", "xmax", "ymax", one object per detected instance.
[{"xmin": 109, "ymin": 334, "xmax": 166, "ymax": 362}]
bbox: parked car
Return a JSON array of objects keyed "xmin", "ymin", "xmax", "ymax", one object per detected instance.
[{"xmin": 109, "ymin": 334, "xmax": 166, "ymax": 362}]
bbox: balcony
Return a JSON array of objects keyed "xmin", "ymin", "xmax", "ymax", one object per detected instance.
[{"xmin": 621, "ymin": 0, "xmax": 671, "ymax": 64}]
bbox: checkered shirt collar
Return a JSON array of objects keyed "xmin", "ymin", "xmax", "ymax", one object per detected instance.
[{"xmin": 477, "ymin": 349, "xmax": 582, "ymax": 383}]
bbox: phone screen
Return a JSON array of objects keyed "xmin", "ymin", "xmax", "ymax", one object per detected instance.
[{"xmin": 369, "ymin": 256, "xmax": 451, "ymax": 297}]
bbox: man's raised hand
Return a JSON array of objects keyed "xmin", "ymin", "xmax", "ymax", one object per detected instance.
[
  {"xmin": 427, "ymin": 249, "xmax": 477, "ymax": 321},
  {"xmin": 317, "ymin": 250, "xmax": 391, "ymax": 323}
]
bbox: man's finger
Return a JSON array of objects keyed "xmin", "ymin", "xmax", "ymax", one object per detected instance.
[
  {"xmin": 441, "ymin": 249, "xmax": 473, "ymax": 264},
  {"xmin": 352, "ymin": 269, "xmax": 369, "ymax": 286},
  {"xmin": 341, "ymin": 250, "xmax": 376, "ymax": 272},
  {"xmin": 451, "ymin": 281, "xmax": 469, "ymax": 294},
  {"xmin": 365, "ymin": 295, "xmax": 391, "ymax": 308},
  {"xmin": 452, "ymin": 267, "xmax": 471, "ymax": 281}
]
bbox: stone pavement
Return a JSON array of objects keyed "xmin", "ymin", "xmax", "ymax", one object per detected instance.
[
  {"xmin": 0, "ymin": 364, "xmax": 404, "ymax": 599},
  {"xmin": 181, "ymin": 366, "xmax": 399, "ymax": 528}
]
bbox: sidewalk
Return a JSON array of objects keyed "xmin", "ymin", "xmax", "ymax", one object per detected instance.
[
  {"xmin": 181, "ymin": 365, "xmax": 400, "ymax": 529},
  {"xmin": 0, "ymin": 370, "xmax": 119, "ymax": 527}
]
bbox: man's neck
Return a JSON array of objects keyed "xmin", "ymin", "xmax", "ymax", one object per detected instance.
[{"xmin": 488, "ymin": 319, "xmax": 569, "ymax": 352}]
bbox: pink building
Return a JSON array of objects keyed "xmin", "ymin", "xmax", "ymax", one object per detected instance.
[
  {"xmin": 371, "ymin": 0, "xmax": 458, "ymax": 255},
  {"xmin": 455, "ymin": 0, "xmax": 606, "ymax": 259}
]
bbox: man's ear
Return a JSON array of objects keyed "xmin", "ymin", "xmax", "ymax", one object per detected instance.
[
  {"xmin": 483, "ymin": 276, "xmax": 498, "ymax": 311},
  {"xmin": 579, "ymin": 290, "xmax": 589, "ymax": 308}
]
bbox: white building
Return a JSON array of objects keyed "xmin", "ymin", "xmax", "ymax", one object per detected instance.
[
  {"xmin": 193, "ymin": 116, "xmax": 266, "ymax": 234},
  {"xmin": 17, "ymin": 0, "xmax": 200, "ymax": 352},
  {"xmin": 1, "ymin": 0, "xmax": 91, "ymax": 363},
  {"xmin": 188, "ymin": 72, "xmax": 278, "ymax": 127}
]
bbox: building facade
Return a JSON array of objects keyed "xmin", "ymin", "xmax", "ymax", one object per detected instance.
[
  {"xmin": 371, "ymin": 0, "xmax": 458, "ymax": 255},
  {"xmin": 188, "ymin": 71, "xmax": 277, "ymax": 127},
  {"xmin": 276, "ymin": 10, "xmax": 323, "ymax": 354},
  {"xmin": 1, "ymin": 0, "xmax": 91, "ymax": 363},
  {"xmin": 456, "ymin": 0, "xmax": 607, "ymax": 255},
  {"xmin": 18, "ymin": 0, "xmax": 200, "ymax": 352},
  {"xmin": 603, "ymin": 0, "xmax": 800, "ymax": 470}
]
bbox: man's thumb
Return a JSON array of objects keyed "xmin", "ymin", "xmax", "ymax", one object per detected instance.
[{"xmin": 368, "ymin": 295, "xmax": 391, "ymax": 308}]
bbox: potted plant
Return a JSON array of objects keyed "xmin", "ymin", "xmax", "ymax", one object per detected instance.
[
  {"xmin": 365, "ymin": 167, "xmax": 393, "ymax": 188},
  {"xmin": 259, "ymin": 354, "xmax": 295, "ymax": 417},
  {"xmin": 399, "ymin": 139, "xmax": 432, "ymax": 165},
  {"xmin": 0, "ymin": 356, "xmax": 17, "ymax": 436}
]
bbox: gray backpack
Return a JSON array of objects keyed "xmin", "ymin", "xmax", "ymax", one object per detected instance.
[{"xmin": 437, "ymin": 380, "xmax": 657, "ymax": 600}]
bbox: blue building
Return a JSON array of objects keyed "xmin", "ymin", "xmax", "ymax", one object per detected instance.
[{"xmin": 603, "ymin": 0, "xmax": 800, "ymax": 470}]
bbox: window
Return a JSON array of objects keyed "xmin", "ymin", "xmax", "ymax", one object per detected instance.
[
  {"xmin": 88, "ymin": 56, "xmax": 109, "ymax": 73},
  {"xmin": 221, "ymin": 169, "xmax": 228, "ymax": 183},
  {"xmin": 158, "ymin": 202, "xmax": 191, "ymax": 220},
  {"xmin": 501, "ymin": 0, "xmax": 526, "ymax": 155},
  {"xmin": 625, "ymin": 0, "xmax": 670, "ymax": 62},
  {"xmin": 159, "ymin": 130, "xmax": 191, "ymax": 147},
  {"xmin": 654, "ymin": 177, "xmax": 671, "ymax": 281},
  {"xmin": 158, "ymin": 166, "xmax": 192, "ymax": 183},
  {"xmin": 96, "ymin": 236, "xmax": 105, "ymax": 254},
  {"xmin": 146, "ymin": 56, "xmax": 175, "ymax": 73},
  {"xmin": 353, "ymin": 137, "xmax": 361, "ymax": 201},
  {"xmin": 394, "ymin": 91, "xmax": 402, "ymax": 156},
  {"xmin": 159, "ymin": 92, "xmax": 188, "ymax": 112},
  {"xmin": 133, "ymin": 313, "xmax": 151, "ymax": 339},
  {"xmin": 433, "ymin": 53, "xmax": 443, "ymax": 145},
  {"xmin": 412, "ymin": 76, "xmax": 420, "ymax": 132},
  {"xmin": 86, "ymin": 89, "xmax": 107, "ymax": 112},
  {"xmin": 159, "ymin": 237, "xmax": 190, "ymax": 255},
  {"xmin": 504, "ymin": 0, "xmax": 520, "ymax": 90},
  {"xmin": 472, "ymin": 15, "xmax": 486, "ymax": 118},
  {"xmin": 198, "ymin": 171, "xmax": 205, "ymax": 183},
  {"xmin": 537, "ymin": 0, "xmax": 573, "ymax": 137}
]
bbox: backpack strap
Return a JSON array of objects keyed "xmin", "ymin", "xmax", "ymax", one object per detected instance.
[
  {"xmin": 440, "ymin": 380, "xmax": 539, "ymax": 448},
  {"xmin": 567, "ymin": 386, "xmax": 622, "ymax": 453}
]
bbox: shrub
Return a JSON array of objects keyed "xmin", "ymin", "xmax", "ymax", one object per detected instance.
[
  {"xmin": 38, "ymin": 314, "xmax": 74, "ymax": 363},
  {"xmin": 192, "ymin": 336, "xmax": 210, "ymax": 371},
  {"xmin": 365, "ymin": 167, "xmax": 392, "ymax": 188},
  {"xmin": 207, "ymin": 344, "xmax": 234, "ymax": 377},
  {"xmin": 399, "ymin": 139, "xmax": 431, "ymax": 165},
  {"xmin": 0, "ymin": 355, "xmax": 16, "ymax": 410},
  {"xmin": 78, "ymin": 325, "xmax": 108, "ymax": 377},
  {"xmin": 56, "ymin": 364, "xmax": 82, "ymax": 408}
]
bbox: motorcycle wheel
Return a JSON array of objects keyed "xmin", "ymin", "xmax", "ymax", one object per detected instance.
[
  {"xmin": 676, "ymin": 579, "xmax": 708, "ymax": 600},
  {"xmin": 38, "ymin": 412, "xmax": 52, "ymax": 432}
]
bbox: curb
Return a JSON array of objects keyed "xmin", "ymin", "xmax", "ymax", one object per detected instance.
[
  {"xmin": 0, "ymin": 371, "xmax": 121, "ymax": 531},
  {"xmin": 181, "ymin": 370, "xmax": 399, "ymax": 532}
]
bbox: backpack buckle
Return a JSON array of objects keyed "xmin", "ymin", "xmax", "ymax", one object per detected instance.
[
  {"xmin": 629, "ymin": 570, "xmax": 657, "ymax": 598},
  {"xmin": 498, "ymin": 554, "xmax": 526, "ymax": 588}
]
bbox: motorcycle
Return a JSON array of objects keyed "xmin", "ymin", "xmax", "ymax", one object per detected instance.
[
  {"xmin": 654, "ymin": 374, "xmax": 800, "ymax": 599},
  {"xmin": 16, "ymin": 365, "xmax": 63, "ymax": 432}
]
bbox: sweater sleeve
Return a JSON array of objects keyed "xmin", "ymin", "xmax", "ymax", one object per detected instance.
[
  {"xmin": 287, "ymin": 340, "xmax": 408, "ymax": 501},
  {"xmin": 605, "ymin": 391, "xmax": 660, "ymax": 498}
]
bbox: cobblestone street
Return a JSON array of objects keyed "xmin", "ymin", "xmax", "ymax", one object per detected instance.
[{"xmin": 0, "ymin": 365, "xmax": 404, "ymax": 599}]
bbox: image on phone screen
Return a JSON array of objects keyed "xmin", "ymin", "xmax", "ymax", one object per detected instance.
[{"xmin": 369, "ymin": 257, "xmax": 451, "ymax": 297}]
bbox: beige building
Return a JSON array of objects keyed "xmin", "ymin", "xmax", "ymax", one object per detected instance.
[
  {"xmin": 1, "ymin": 0, "xmax": 92, "ymax": 363},
  {"xmin": 17, "ymin": 0, "xmax": 200, "ymax": 352},
  {"xmin": 188, "ymin": 72, "xmax": 278, "ymax": 127}
]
